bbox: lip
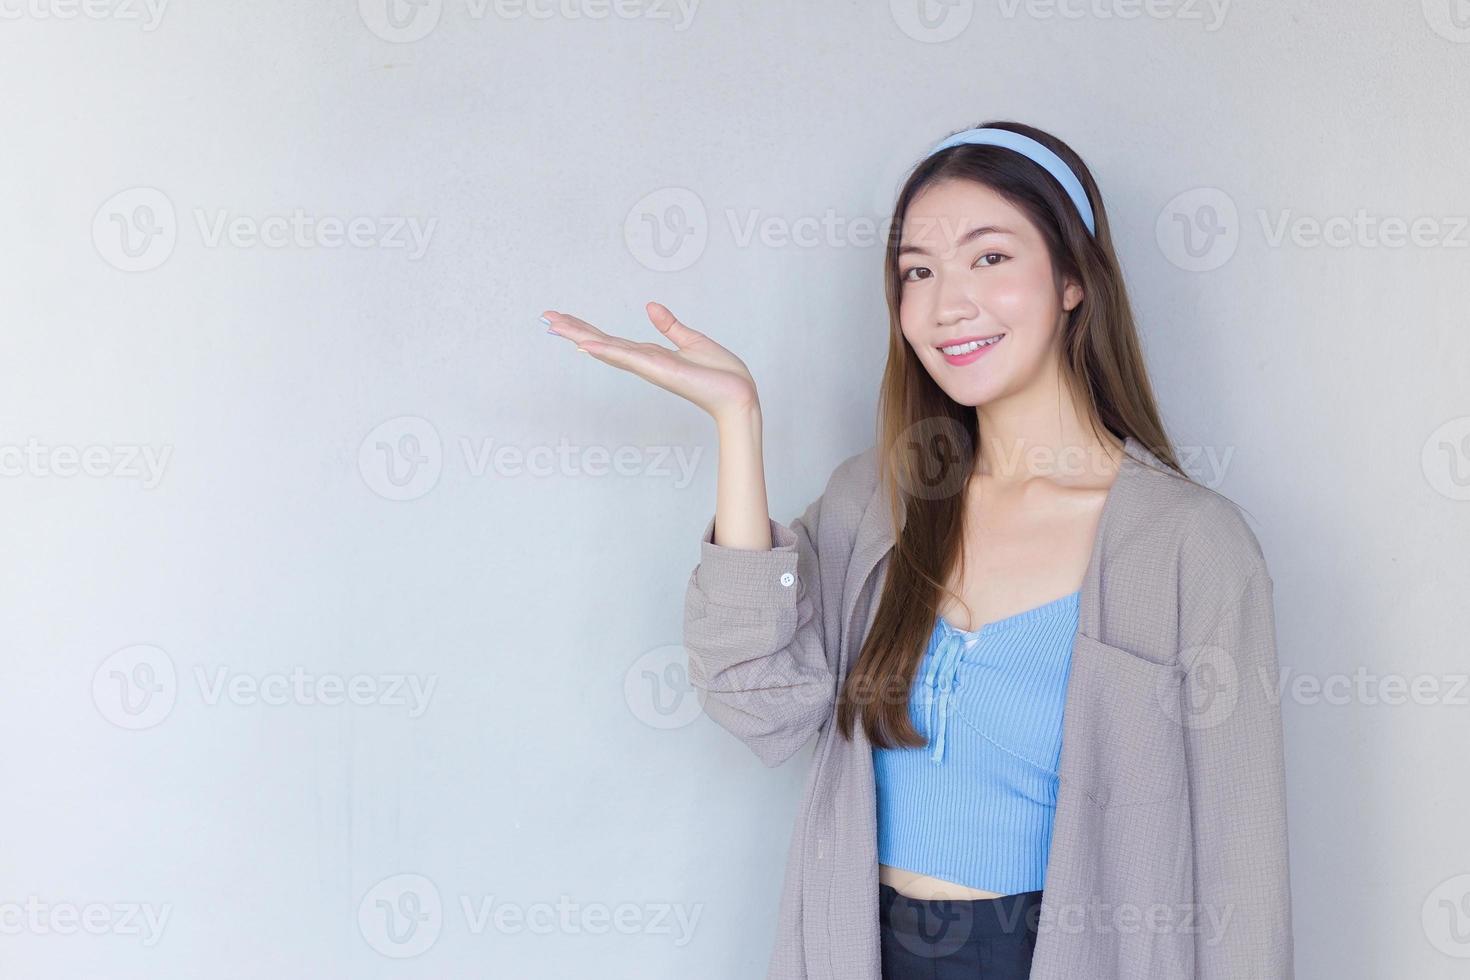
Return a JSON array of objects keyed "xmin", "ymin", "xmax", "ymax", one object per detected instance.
[{"xmin": 937, "ymin": 333, "xmax": 1004, "ymax": 366}]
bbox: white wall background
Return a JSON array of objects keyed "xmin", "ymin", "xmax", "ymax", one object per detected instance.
[{"xmin": 2, "ymin": 1, "xmax": 1468, "ymax": 977}]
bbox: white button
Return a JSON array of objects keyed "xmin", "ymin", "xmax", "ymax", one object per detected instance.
[{"xmin": 779, "ymin": 572, "xmax": 795, "ymax": 588}]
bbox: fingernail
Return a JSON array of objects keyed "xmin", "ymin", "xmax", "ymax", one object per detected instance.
[
  {"xmin": 538, "ymin": 315, "xmax": 551, "ymax": 326},
  {"xmin": 576, "ymin": 346, "xmax": 589, "ymax": 353}
]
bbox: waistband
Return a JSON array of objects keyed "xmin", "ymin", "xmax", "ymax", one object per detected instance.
[{"xmin": 879, "ymin": 882, "xmax": 1043, "ymax": 943}]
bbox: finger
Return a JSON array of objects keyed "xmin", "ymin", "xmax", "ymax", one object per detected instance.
[
  {"xmin": 575, "ymin": 338, "xmax": 665, "ymax": 379},
  {"xmin": 542, "ymin": 310, "xmax": 622, "ymax": 345},
  {"xmin": 644, "ymin": 301, "xmax": 705, "ymax": 350}
]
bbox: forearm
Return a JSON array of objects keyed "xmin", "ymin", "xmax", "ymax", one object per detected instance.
[{"xmin": 711, "ymin": 403, "xmax": 772, "ymax": 551}]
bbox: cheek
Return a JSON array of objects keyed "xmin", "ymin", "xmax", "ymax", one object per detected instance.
[
  {"xmin": 986, "ymin": 267, "xmax": 1046, "ymax": 319},
  {"xmin": 898, "ymin": 290, "xmax": 924, "ymax": 340}
]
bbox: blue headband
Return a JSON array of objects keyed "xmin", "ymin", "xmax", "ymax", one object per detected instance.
[{"xmin": 926, "ymin": 127, "xmax": 1096, "ymax": 236}]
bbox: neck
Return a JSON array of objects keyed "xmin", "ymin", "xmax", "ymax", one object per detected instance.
[{"xmin": 973, "ymin": 378, "xmax": 1121, "ymax": 486}]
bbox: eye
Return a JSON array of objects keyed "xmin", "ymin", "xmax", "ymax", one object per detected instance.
[
  {"xmin": 901, "ymin": 266, "xmax": 932, "ymax": 283},
  {"xmin": 975, "ymin": 252, "xmax": 1008, "ymax": 268}
]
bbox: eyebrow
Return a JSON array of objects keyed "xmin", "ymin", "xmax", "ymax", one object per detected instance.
[{"xmin": 897, "ymin": 224, "xmax": 1016, "ymax": 257}]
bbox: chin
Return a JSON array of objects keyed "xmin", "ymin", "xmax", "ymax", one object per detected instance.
[{"xmin": 937, "ymin": 379, "xmax": 1004, "ymax": 408}]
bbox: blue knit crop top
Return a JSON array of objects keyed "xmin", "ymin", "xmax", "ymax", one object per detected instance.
[{"xmin": 873, "ymin": 590, "xmax": 1079, "ymax": 896}]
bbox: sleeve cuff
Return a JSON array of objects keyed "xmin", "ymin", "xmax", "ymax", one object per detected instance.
[{"xmin": 693, "ymin": 514, "xmax": 803, "ymax": 608}]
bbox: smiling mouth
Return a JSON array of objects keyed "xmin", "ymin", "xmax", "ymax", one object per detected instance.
[{"xmin": 938, "ymin": 335, "xmax": 1002, "ymax": 356}]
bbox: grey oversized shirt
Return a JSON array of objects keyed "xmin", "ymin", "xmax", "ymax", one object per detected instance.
[{"xmin": 682, "ymin": 435, "xmax": 1294, "ymax": 979}]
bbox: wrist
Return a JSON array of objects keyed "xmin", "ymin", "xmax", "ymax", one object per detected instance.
[{"xmin": 714, "ymin": 400, "xmax": 763, "ymax": 435}]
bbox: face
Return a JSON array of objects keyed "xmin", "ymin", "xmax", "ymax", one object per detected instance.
[{"xmin": 896, "ymin": 178, "xmax": 1083, "ymax": 406}]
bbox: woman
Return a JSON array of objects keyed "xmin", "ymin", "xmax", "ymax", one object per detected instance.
[{"xmin": 543, "ymin": 120, "xmax": 1294, "ymax": 979}]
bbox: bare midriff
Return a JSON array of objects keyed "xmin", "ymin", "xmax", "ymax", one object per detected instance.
[{"xmin": 879, "ymin": 863, "xmax": 1007, "ymax": 900}]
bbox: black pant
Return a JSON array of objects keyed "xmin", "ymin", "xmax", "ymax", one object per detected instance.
[{"xmin": 879, "ymin": 882, "xmax": 1042, "ymax": 979}]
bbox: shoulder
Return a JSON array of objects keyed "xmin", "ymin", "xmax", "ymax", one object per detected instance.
[
  {"xmin": 833, "ymin": 444, "xmax": 883, "ymax": 497},
  {"xmin": 822, "ymin": 438, "xmax": 1271, "ymax": 583},
  {"xmin": 1120, "ymin": 451, "xmax": 1271, "ymax": 611},
  {"xmin": 801, "ymin": 444, "xmax": 882, "ymax": 538},
  {"xmin": 805, "ymin": 444, "xmax": 882, "ymax": 513}
]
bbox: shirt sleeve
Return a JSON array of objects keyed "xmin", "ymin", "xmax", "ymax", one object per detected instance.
[
  {"xmin": 681, "ymin": 492, "xmax": 836, "ymax": 768},
  {"xmin": 1180, "ymin": 561, "xmax": 1296, "ymax": 978}
]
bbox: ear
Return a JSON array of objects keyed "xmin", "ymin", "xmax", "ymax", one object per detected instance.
[{"xmin": 1061, "ymin": 277, "xmax": 1084, "ymax": 312}]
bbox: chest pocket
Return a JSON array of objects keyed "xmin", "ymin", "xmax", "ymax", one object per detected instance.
[{"xmin": 1066, "ymin": 633, "xmax": 1188, "ymax": 809}]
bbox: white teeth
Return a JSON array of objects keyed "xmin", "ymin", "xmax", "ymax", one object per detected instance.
[{"xmin": 940, "ymin": 336, "xmax": 1001, "ymax": 355}]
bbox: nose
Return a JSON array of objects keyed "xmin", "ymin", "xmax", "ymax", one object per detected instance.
[{"xmin": 935, "ymin": 270, "xmax": 979, "ymax": 330}]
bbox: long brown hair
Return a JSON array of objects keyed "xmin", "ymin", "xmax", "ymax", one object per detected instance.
[{"xmin": 836, "ymin": 119, "xmax": 1193, "ymax": 750}]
